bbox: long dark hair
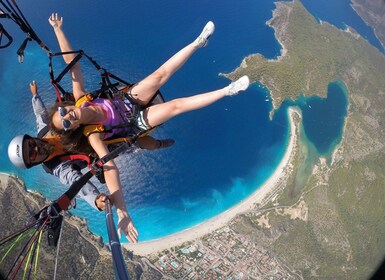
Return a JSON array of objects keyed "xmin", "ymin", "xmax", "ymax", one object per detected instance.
[{"xmin": 48, "ymin": 101, "xmax": 93, "ymax": 154}]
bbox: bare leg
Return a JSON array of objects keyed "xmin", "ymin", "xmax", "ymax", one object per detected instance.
[
  {"xmin": 142, "ymin": 88, "xmax": 227, "ymax": 127},
  {"xmin": 130, "ymin": 21, "xmax": 215, "ymax": 106},
  {"xmin": 142, "ymin": 75, "xmax": 250, "ymax": 127},
  {"xmin": 130, "ymin": 42, "xmax": 199, "ymax": 106}
]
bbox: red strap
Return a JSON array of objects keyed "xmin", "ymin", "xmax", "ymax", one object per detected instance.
[
  {"xmin": 59, "ymin": 154, "xmax": 92, "ymax": 168},
  {"xmin": 52, "ymin": 83, "xmax": 62, "ymax": 103},
  {"xmin": 56, "ymin": 195, "xmax": 71, "ymax": 211}
]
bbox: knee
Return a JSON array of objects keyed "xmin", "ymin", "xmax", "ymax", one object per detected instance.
[
  {"xmin": 168, "ymin": 99, "xmax": 184, "ymax": 115},
  {"xmin": 151, "ymin": 68, "xmax": 169, "ymax": 85}
]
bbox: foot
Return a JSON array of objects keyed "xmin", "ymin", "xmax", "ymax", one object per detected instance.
[
  {"xmin": 30, "ymin": 80, "xmax": 38, "ymax": 96},
  {"xmin": 194, "ymin": 21, "xmax": 215, "ymax": 48},
  {"xmin": 157, "ymin": 139, "xmax": 175, "ymax": 149},
  {"xmin": 225, "ymin": 76, "xmax": 250, "ymax": 96}
]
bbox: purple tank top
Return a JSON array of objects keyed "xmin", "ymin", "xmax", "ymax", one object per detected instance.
[{"xmin": 81, "ymin": 97, "xmax": 133, "ymax": 139}]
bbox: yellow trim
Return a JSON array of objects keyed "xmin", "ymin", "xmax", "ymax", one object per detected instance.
[
  {"xmin": 83, "ymin": 124, "xmax": 105, "ymax": 137},
  {"xmin": 103, "ymin": 137, "xmax": 133, "ymax": 145},
  {"xmin": 75, "ymin": 94, "xmax": 93, "ymax": 107},
  {"xmin": 76, "ymin": 87, "xmax": 157, "ymax": 142}
]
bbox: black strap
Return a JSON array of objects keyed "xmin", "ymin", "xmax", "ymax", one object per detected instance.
[
  {"xmin": 47, "ymin": 215, "xmax": 63, "ymax": 247},
  {"xmin": 50, "ymin": 140, "xmax": 133, "ymax": 213},
  {"xmin": 115, "ymin": 94, "xmax": 138, "ymax": 125},
  {"xmin": 37, "ymin": 125, "xmax": 50, "ymax": 138},
  {"xmin": 0, "ymin": 23, "xmax": 13, "ymax": 49},
  {"xmin": 0, "ymin": 0, "xmax": 50, "ymax": 55},
  {"xmin": 16, "ymin": 35, "xmax": 30, "ymax": 62},
  {"xmin": 51, "ymin": 51, "xmax": 84, "ymax": 85}
]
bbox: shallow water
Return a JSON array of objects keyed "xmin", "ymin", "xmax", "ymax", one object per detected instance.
[{"xmin": 0, "ymin": 0, "xmax": 370, "ymax": 242}]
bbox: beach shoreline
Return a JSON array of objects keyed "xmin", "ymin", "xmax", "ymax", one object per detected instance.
[{"xmin": 124, "ymin": 107, "xmax": 299, "ymax": 256}]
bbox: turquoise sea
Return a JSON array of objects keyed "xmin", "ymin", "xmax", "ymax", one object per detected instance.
[{"xmin": 0, "ymin": 0, "xmax": 377, "ymax": 242}]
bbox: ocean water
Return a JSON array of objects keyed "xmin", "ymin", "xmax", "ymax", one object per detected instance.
[
  {"xmin": 0, "ymin": 0, "xmax": 376, "ymax": 242},
  {"xmin": 301, "ymin": 0, "xmax": 384, "ymax": 53}
]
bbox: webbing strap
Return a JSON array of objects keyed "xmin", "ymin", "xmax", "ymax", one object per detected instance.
[
  {"xmin": 49, "ymin": 50, "xmax": 112, "ymax": 99},
  {"xmin": 52, "ymin": 51, "xmax": 83, "ymax": 84},
  {"xmin": 51, "ymin": 141, "xmax": 133, "ymax": 212},
  {"xmin": 105, "ymin": 88, "xmax": 127, "ymax": 124},
  {"xmin": 55, "ymin": 195, "xmax": 72, "ymax": 212},
  {"xmin": 98, "ymin": 141, "xmax": 132, "ymax": 165},
  {"xmin": 16, "ymin": 36, "xmax": 30, "ymax": 62},
  {"xmin": 0, "ymin": 23, "xmax": 13, "ymax": 49},
  {"xmin": 0, "ymin": 0, "xmax": 50, "ymax": 53},
  {"xmin": 58, "ymin": 154, "xmax": 92, "ymax": 168}
]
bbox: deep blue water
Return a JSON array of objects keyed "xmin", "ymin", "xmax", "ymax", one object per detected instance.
[
  {"xmin": 0, "ymin": 0, "xmax": 376, "ymax": 242},
  {"xmin": 301, "ymin": 0, "xmax": 384, "ymax": 53}
]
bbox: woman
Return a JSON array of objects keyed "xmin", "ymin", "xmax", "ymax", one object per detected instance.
[{"xmin": 48, "ymin": 13, "xmax": 250, "ymax": 243}]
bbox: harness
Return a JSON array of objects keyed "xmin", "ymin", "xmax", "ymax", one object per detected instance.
[
  {"xmin": 49, "ymin": 50, "xmax": 165, "ymax": 144},
  {"xmin": 75, "ymin": 87, "xmax": 142, "ymax": 138},
  {"xmin": 37, "ymin": 131, "xmax": 99, "ymax": 180}
]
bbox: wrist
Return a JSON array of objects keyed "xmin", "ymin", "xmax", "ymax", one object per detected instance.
[{"xmin": 116, "ymin": 209, "xmax": 128, "ymax": 217}]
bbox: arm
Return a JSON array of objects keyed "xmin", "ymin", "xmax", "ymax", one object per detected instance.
[
  {"xmin": 88, "ymin": 133, "xmax": 139, "ymax": 243},
  {"xmin": 30, "ymin": 81, "xmax": 50, "ymax": 133},
  {"xmin": 48, "ymin": 13, "xmax": 86, "ymax": 101}
]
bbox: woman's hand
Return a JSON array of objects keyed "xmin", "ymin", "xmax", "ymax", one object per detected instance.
[
  {"xmin": 117, "ymin": 213, "xmax": 139, "ymax": 243},
  {"xmin": 48, "ymin": 13, "xmax": 63, "ymax": 29}
]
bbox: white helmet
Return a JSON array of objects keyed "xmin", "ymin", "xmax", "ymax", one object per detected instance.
[{"xmin": 8, "ymin": 135, "xmax": 31, "ymax": 169}]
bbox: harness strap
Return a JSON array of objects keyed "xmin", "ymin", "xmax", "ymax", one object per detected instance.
[
  {"xmin": 37, "ymin": 125, "xmax": 50, "ymax": 138},
  {"xmin": 58, "ymin": 154, "xmax": 92, "ymax": 168},
  {"xmin": 51, "ymin": 141, "xmax": 133, "ymax": 212},
  {"xmin": 75, "ymin": 93, "xmax": 93, "ymax": 107},
  {"xmin": 116, "ymin": 95, "xmax": 136, "ymax": 123},
  {"xmin": 77, "ymin": 90, "xmax": 140, "ymax": 137},
  {"xmin": 82, "ymin": 124, "xmax": 105, "ymax": 136},
  {"xmin": 52, "ymin": 51, "xmax": 83, "ymax": 85},
  {"xmin": 16, "ymin": 36, "xmax": 30, "ymax": 62},
  {"xmin": 49, "ymin": 50, "xmax": 83, "ymax": 99},
  {"xmin": 104, "ymin": 88, "xmax": 127, "ymax": 124},
  {"xmin": 0, "ymin": 0, "xmax": 50, "ymax": 54},
  {"xmin": 0, "ymin": 23, "xmax": 13, "ymax": 49}
]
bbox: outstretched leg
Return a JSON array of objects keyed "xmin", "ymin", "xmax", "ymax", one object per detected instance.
[
  {"xmin": 141, "ymin": 76, "xmax": 250, "ymax": 128},
  {"xmin": 130, "ymin": 22, "xmax": 215, "ymax": 106}
]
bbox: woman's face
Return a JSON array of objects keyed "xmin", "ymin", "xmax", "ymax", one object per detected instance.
[{"xmin": 53, "ymin": 105, "xmax": 82, "ymax": 131}]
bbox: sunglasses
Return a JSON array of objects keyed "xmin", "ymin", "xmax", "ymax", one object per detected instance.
[
  {"xmin": 58, "ymin": 107, "xmax": 71, "ymax": 131},
  {"xmin": 28, "ymin": 139, "xmax": 37, "ymax": 162}
]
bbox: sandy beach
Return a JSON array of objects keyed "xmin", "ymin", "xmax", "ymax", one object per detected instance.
[{"xmin": 125, "ymin": 107, "xmax": 299, "ymax": 256}]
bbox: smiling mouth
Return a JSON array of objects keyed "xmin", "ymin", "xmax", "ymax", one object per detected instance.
[
  {"xmin": 69, "ymin": 110, "xmax": 77, "ymax": 120},
  {"xmin": 30, "ymin": 145, "xmax": 38, "ymax": 161}
]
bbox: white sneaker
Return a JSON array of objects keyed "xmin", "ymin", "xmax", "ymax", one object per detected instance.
[
  {"xmin": 225, "ymin": 76, "xmax": 250, "ymax": 96},
  {"xmin": 195, "ymin": 21, "xmax": 215, "ymax": 48}
]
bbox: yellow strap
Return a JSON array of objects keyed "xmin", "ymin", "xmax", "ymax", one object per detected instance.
[
  {"xmin": 104, "ymin": 137, "xmax": 133, "ymax": 145},
  {"xmin": 83, "ymin": 124, "xmax": 105, "ymax": 137},
  {"xmin": 77, "ymin": 88, "xmax": 158, "ymax": 141},
  {"xmin": 75, "ymin": 94, "xmax": 93, "ymax": 107}
]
